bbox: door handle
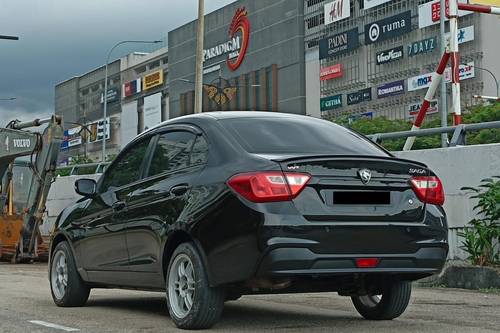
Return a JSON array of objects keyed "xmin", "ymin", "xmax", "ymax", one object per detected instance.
[
  {"xmin": 112, "ymin": 201, "xmax": 127, "ymax": 212},
  {"xmin": 170, "ymin": 184, "xmax": 189, "ymax": 197}
]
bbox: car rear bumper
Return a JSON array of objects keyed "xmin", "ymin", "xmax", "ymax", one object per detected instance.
[{"xmin": 256, "ymin": 245, "xmax": 448, "ymax": 277}]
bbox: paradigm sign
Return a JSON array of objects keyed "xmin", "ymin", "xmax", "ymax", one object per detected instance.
[
  {"xmin": 319, "ymin": 28, "xmax": 359, "ymax": 59},
  {"xmin": 365, "ymin": 11, "xmax": 412, "ymax": 44},
  {"xmin": 203, "ymin": 7, "xmax": 250, "ymax": 71}
]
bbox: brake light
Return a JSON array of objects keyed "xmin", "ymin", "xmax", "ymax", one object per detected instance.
[
  {"xmin": 410, "ymin": 176, "xmax": 445, "ymax": 205},
  {"xmin": 227, "ymin": 171, "xmax": 311, "ymax": 203}
]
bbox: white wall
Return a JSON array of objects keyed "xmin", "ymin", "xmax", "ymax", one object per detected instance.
[
  {"xmin": 305, "ymin": 49, "xmax": 321, "ymax": 118},
  {"xmin": 395, "ymin": 143, "xmax": 500, "ymax": 259}
]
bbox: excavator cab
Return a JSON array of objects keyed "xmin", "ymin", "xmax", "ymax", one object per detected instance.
[{"xmin": 0, "ymin": 161, "xmax": 35, "ymax": 261}]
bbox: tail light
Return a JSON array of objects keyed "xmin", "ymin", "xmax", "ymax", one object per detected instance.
[
  {"xmin": 410, "ymin": 176, "xmax": 445, "ymax": 205},
  {"xmin": 355, "ymin": 258, "xmax": 380, "ymax": 268},
  {"xmin": 227, "ymin": 171, "xmax": 311, "ymax": 203}
]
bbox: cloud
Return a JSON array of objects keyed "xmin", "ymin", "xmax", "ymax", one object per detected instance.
[
  {"xmin": 0, "ymin": 0, "xmax": 236, "ymax": 119},
  {"xmin": 0, "ymin": 106, "xmax": 53, "ymax": 127}
]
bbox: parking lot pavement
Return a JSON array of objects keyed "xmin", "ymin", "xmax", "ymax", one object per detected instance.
[{"xmin": 0, "ymin": 263, "xmax": 499, "ymax": 333}]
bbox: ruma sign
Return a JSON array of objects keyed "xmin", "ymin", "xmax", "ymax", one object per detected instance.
[
  {"xmin": 320, "ymin": 64, "xmax": 344, "ymax": 81},
  {"xmin": 324, "ymin": 0, "xmax": 350, "ymax": 25},
  {"xmin": 365, "ymin": 11, "xmax": 412, "ymax": 44}
]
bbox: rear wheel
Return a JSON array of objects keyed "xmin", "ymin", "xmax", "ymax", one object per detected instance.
[
  {"xmin": 166, "ymin": 242, "xmax": 225, "ymax": 329},
  {"xmin": 351, "ymin": 281, "xmax": 411, "ymax": 320},
  {"xmin": 50, "ymin": 241, "xmax": 90, "ymax": 307}
]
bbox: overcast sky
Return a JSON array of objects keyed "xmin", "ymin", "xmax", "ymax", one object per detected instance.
[{"xmin": 0, "ymin": 0, "xmax": 235, "ymax": 125}]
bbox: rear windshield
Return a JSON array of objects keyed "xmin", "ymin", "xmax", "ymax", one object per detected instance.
[{"xmin": 220, "ymin": 117, "xmax": 389, "ymax": 156}]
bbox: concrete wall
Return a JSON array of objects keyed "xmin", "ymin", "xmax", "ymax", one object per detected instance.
[
  {"xmin": 395, "ymin": 143, "xmax": 500, "ymax": 259},
  {"xmin": 305, "ymin": 48, "xmax": 321, "ymax": 118}
]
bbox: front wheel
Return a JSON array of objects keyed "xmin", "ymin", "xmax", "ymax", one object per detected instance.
[
  {"xmin": 166, "ymin": 242, "xmax": 225, "ymax": 329},
  {"xmin": 351, "ymin": 280, "xmax": 412, "ymax": 320}
]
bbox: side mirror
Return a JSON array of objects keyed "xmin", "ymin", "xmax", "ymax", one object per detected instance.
[{"xmin": 75, "ymin": 179, "xmax": 97, "ymax": 197}]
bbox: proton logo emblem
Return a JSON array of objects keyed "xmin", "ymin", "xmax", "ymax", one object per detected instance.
[{"xmin": 358, "ymin": 169, "xmax": 372, "ymax": 185}]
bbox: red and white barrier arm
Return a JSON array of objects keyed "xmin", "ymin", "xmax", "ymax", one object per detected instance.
[
  {"xmin": 403, "ymin": 52, "xmax": 451, "ymax": 151},
  {"xmin": 458, "ymin": 3, "xmax": 500, "ymax": 15},
  {"xmin": 449, "ymin": 0, "xmax": 462, "ymax": 126}
]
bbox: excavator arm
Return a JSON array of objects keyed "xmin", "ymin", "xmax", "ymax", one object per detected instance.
[{"xmin": 0, "ymin": 115, "xmax": 63, "ymax": 262}]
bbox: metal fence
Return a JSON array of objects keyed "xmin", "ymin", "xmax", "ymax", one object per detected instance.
[{"xmin": 368, "ymin": 120, "xmax": 500, "ymax": 148}]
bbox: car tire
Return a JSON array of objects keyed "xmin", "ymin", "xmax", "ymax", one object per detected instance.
[
  {"xmin": 166, "ymin": 242, "xmax": 225, "ymax": 329},
  {"xmin": 351, "ymin": 280, "xmax": 411, "ymax": 320},
  {"xmin": 50, "ymin": 241, "xmax": 90, "ymax": 307}
]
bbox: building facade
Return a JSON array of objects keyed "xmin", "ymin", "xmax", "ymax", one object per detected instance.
[
  {"xmin": 55, "ymin": 48, "xmax": 168, "ymax": 164},
  {"xmin": 168, "ymin": 0, "xmax": 306, "ymax": 117},
  {"xmin": 304, "ymin": 0, "xmax": 500, "ymax": 121}
]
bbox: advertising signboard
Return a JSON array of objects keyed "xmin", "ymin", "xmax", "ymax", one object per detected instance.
[
  {"xmin": 365, "ymin": 11, "xmax": 412, "ymax": 44},
  {"xmin": 324, "ymin": 0, "xmax": 350, "ymax": 25},
  {"xmin": 143, "ymin": 93, "xmax": 162, "ymax": 130},
  {"xmin": 319, "ymin": 28, "xmax": 359, "ymax": 59},
  {"xmin": 376, "ymin": 46, "xmax": 404, "ymax": 65},
  {"xmin": 445, "ymin": 25, "xmax": 475, "ymax": 45},
  {"xmin": 123, "ymin": 79, "xmax": 142, "ymax": 98},
  {"xmin": 408, "ymin": 100, "xmax": 438, "ymax": 117},
  {"xmin": 408, "ymin": 37, "xmax": 437, "ymax": 57},
  {"xmin": 120, "ymin": 101, "xmax": 138, "ymax": 148},
  {"xmin": 143, "ymin": 70, "xmax": 164, "ymax": 91},
  {"xmin": 418, "ymin": 0, "xmax": 471, "ymax": 29},
  {"xmin": 347, "ymin": 88, "xmax": 372, "ymax": 105},
  {"xmin": 100, "ymin": 88, "xmax": 120, "ymax": 104},
  {"xmin": 321, "ymin": 94, "xmax": 343, "ymax": 112},
  {"xmin": 320, "ymin": 64, "xmax": 344, "ymax": 81},
  {"xmin": 364, "ymin": 0, "xmax": 392, "ymax": 10},
  {"xmin": 377, "ymin": 80, "xmax": 405, "ymax": 98},
  {"xmin": 408, "ymin": 62, "xmax": 475, "ymax": 92}
]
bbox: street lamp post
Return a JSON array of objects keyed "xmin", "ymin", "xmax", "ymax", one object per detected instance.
[
  {"xmin": 471, "ymin": 65, "xmax": 499, "ymax": 97},
  {"xmin": 0, "ymin": 35, "xmax": 19, "ymax": 41},
  {"xmin": 0, "ymin": 97, "xmax": 16, "ymax": 101},
  {"xmin": 102, "ymin": 40, "xmax": 162, "ymax": 162}
]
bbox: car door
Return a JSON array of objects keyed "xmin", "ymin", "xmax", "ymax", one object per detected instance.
[
  {"xmin": 77, "ymin": 136, "xmax": 153, "ymax": 283},
  {"xmin": 124, "ymin": 127, "xmax": 209, "ymax": 285}
]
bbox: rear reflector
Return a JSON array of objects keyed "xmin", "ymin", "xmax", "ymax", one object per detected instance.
[
  {"xmin": 227, "ymin": 171, "xmax": 311, "ymax": 203},
  {"xmin": 410, "ymin": 176, "xmax": 445, "ymax": 206},
  {"xmin": 355, "ymin": 258, "xmax": 380, "ymax": 268}
]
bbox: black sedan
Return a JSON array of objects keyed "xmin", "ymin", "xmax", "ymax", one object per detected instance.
[{"xmin": 49, "ymin": 112, "xmax": 448, "ymax": 329}]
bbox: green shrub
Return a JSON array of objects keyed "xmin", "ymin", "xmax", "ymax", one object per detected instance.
[{"xmin": 459, "ymin": 177, "xmax": 500, "ymax": 266}]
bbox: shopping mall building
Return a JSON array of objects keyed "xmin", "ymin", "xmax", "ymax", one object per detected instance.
[{"xmin": 55, "ymin": 0, "xmax": 499, "ymax": 162}]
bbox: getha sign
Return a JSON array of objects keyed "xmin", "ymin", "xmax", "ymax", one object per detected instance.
[{"xmin": 321, "ymin": 94, "xmax": 343, "ymax": 112}]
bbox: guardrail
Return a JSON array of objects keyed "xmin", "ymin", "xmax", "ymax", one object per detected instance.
[
  {"xmin": 368, "ymin": 120, "xmax": 500, "ymax": 148},
  {"xmin": 56, "ymin": 162, "xmax": 109, "ymax": 176}
]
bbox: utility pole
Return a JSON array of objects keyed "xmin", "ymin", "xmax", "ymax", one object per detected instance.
[
  {"xmin": 439, "ymin": 0, "xmax": 448, "ymax": 148},
  {"xmin": 194, "ymin": 0, "xmax": 205, "ymax": 114}
]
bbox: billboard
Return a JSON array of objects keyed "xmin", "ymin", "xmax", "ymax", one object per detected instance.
[
  {"xmin": 364, "ymin": 0, "xmax": 392, "ymax": 10},
  {"xmin": 120, "ymin": 101, "xmax": 138, "ymax": 148},
  {"xmin": 408, "ymin": 37, "xmax": 437, "ymax": 57},
  {"xmin": 100, "ymin": 88, "xmax": 120, "ymax": 104},
  {"xmin": 143, "ymin": 70, "xmax": 164, "ymax": 91},
  {"xmin": 365, "ymin": 11, "xmax": 412, "ymax": 44},
  {"xmin": 123, "ymin": 79, "xmax": 142, "ymax": 98},
  {"xmin": 320, "ymin": 64, "xmax": 344, "ymax": 81},
  {"xmin": 324, "ymin": 0, "xmax": 350, "ymax": 25},
  {"xmin": 418, "ymin": 0, "xmax": 471, "ymax": 29},
  {"xmin": 319, "ymin": 28, "xmax": 359, "ymax": 59},
  {"xmin": 61, "ymin": 126, "xmax": 82, "ymax": 150},
  {"xmin": 376, "ymin": 46, "xmax": 404, "ymax": 65},
  {"xmin": 321, "ymin": 94, "xmax": 343, "ymax": 112},
  {"xmin": 377, "ymin": 80, "xmax": 405, "ymax": 98},
  {"xmin": 347, "ymin": 88, "xmax": 372, "ymax": 105},
  {"xmin": 143, "ymin": 93, "xmax": 162, "ymax": 130},
  {"xmin": 445, "ymin": 25, "xmax": 475, "ymax": 45},
  {"xmin": 408, "ymin": 100, "xmax": 439, "ymax": 117}
]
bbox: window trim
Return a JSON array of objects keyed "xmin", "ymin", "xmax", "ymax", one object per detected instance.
[
  {"xmin": 141, "ymin": 126, "xmax": 204, "ymax": 181},
  {"xmin": 97, "ymin": 135, "xmax": 155, "ymax": 193}
]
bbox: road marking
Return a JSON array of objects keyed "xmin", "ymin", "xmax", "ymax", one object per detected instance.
[{"xmin": 28, "ymin": 320, "xmax": 80, "ymax": 332}]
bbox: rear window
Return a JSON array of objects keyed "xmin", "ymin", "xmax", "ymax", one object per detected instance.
[{"xmin": 220, "ymin": 117, "xmax": 388, "ymax": 156}]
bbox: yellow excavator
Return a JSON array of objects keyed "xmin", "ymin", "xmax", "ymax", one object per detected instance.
[{"xmin": 0, "ymin": 115, "xmax": 63, "ymax": 262}]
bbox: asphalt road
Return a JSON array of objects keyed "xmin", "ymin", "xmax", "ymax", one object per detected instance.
[{"xmin": 0, "ymin": 263, "xmax": 499, "ymax": 333}]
